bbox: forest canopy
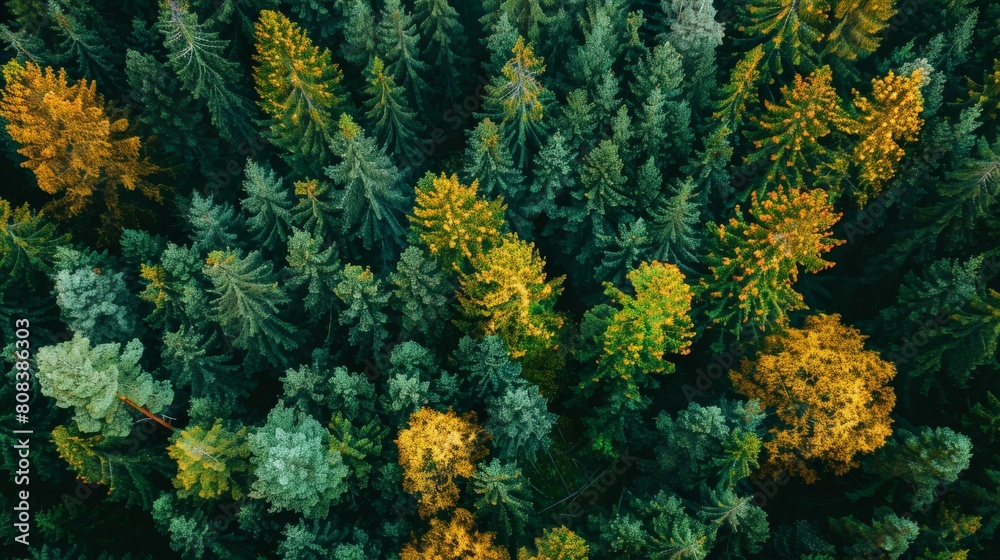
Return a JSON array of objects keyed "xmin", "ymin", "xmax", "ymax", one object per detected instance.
[{"xmin": 1, "ymin": 0, "xmax": 999, "ymax": 558}]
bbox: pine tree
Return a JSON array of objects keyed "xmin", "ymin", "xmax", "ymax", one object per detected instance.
[
  {"xmin": 661, "ymin": 0, "xmax": 725, "ymax": 116},
  {"xmin": 55, "ymin": 263, "xmax": 142, "ymax": 345},
  {"xmin": 409, "ymin": 172, "xmax": 507, "ymax": 275},
  {"xmin": 602, "ymin": 492, "xmax": 714, "ymax": 559},
  {"xmin": 36, "ymin": 335, "xmax": 174, "ymax": 437},
  {"xmin": 595, "ymin": 219, "xmax": 649, "ymax": 285},
  {"xmin": 880, "ymin": 256, "xmax": 998, "ymax": 394},
  {"xmin": 377, "ymin": 0, "xmax": 431, "ymax": 112},
  {"xmin": 125, "ymin": 50, "xmax": 213, "ymax": 171},
  {"xmin": 203, "ymin": 249, "xmax": 300, "ymax": 369},
  {"xmin": 389, "ymin": 246, "xmax": 453, "ymax": 343},
  {"xmin": 696, "ymin": 486, "xmax": 770, "ymax": 557},
  {"xmin": 252, "ymin": 10, "xmax": 342, "ymax": 175},
  {"xmin": 285, "ymin": 228, "xmax": 339, "ymax": 321},
  {"xmin": 158, "ymin": 0, "xmax": 254, "ymax": 143},
  {"xmin": 830, "ymin": 507, "xmax": 919, "ymax": 559},
  {"xmin": 396, "ymin": 407, "xmax": 488, "ymax": 517},
  {"xmin": 413, "ymin": 0, "xmax": 470, "ymax": 100},
  {"xmin": 480, "ymin": 37, "xmax": 553, "ymax": 168},
  {"xmin": 650, "ymin": 400, "xmax": 766, "ymax": 492},
  {"xmin": 186, "ymin": 192, "xmax": 245, "ymax": 254},
  {"xmin": 472, "ymin": 459, "xmax": 533, "ymax": 542},
  {"xmin": 744, "ymin": 66, "xmax": 853, "ymax": 196},
  {"xmin": 525, "ymin": 132, "xmax": 574, "ymax": 220},
  {"xmin": 464, "ymin": 118, "xmax": 526, "ymax": 202},
  {"xmin": 337, "ymin": 0, "xmax": 378, "ymax": 74},
  {"xmin": 453, "ymin": 335, "xmax": 526, "ymax": 401},
  {"xmin": 168, "ymin": 420, "xmax": 250, "ymax": 500},
  {"xmin": 47, "ymin": 2, "xmax": 120, "ymax": 90},
  {"xmin": 51, "ymin": 424, "xmax": 165, "ymax": 509},
  {"xmin": 822, "ymin": 0, "xmax": 895, "ymax": 62},
  {"xmin": 646, "ymin": 178, "xmax": 703, "ymax": 269},
  {"xmin": 714, "ymin": 45, "xmax": 765, "ymax": 133},
  {"xmin": 486, "ymin": 383, "xmax": 556, "ymax": 462},
  {"xmin": 326, "ymin": 113, "xmax": 406, "ymax": 258},
  {"xmin": 865, "ymin": 426, "xmax": 973, "ymax": 512},
  {"xmin": 517, "ymin": 527, "xmax": 589, "ymax": 560},
  {"xmin": 240, "ymin": 159, "xmax": 293, "ymax": 250},
  {"xmin": 290, "ymin": 178, "xmax": 340, "ymax": 242},
  {"xmin": 161, "ymin": 327, "xmax": 244, "ymax": 407},
  {"xmin": 248, "ymin": 403, "xmax": 349, "ymax": 519},
  {"xmin": 362, "ymin": 56, "xmax": 422, "ymax": 161},
  {"xmin": 401, "ymin": 508, "xmax": 511, "ymax": 560},
  {"xmin": 483, "ymin": 13, "xmax": 520, "ymax": 79},
  {"xmin": 631, "ymin": 41, "xmax": 692, "ymax": 167},
  {"xmin": 0, "ymin": 199, "xmax": 68, "ymax": 282},
  {"xmin": 848, "ymin": 69, "xmax": 926, "ymax": 204},
  {"xmin": 333, "ymin": 264, "xmax": 390, "ymax": 361},
  {"xmin": 0, "ymin": 61, "xmax": 161, "ymax": 240},
  {"xmin": 740, "ymin": 0, "xmax": 830, "ymax": 75},
  {"xmin": 731, "ymin": 314, "xmax": 897, "ymax": 482},
  {"xmin": 703, "ymin": 186, "xmax": 843, "ymax": 336}
]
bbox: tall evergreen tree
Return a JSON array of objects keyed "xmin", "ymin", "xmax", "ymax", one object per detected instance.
[
  {"xmin": 252, "ymin": 10, "xmax": 343, "ymax": 175},
  {"xmin": 377, "ymin": 0, "xmax": 431, "ymax": 112},
  {"xmin": 326, "ymin": 114, "xmax": 406, "ymax": 259},
  {"xmin": 158, "ymin": 0, "xmax": 255, "ymax": 143},
  {"xmin": 203, "ymin": 249, "xmax": 300, "ymax": 369},
  {"xmin": 413, "ymin": 0, "xmax": 470, "ymax": 100},
  {"xmin": 472, "ymin": 459, "xmax": 533, "ymax": 543},
  {"xmin": 240, "ymin": 159, "xmax": 293, "ymax": 250},
  {"xmin": 362, "ymin": 56, "xmax": 422, "ymax": 162},
  {"xmin": 464, "ymin": 118, "xmax": 526, "ymax": 203}
]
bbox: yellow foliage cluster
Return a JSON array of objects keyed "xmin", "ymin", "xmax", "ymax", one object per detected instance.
[
  {"xmin": 501, "ymin": 37, "xmax": 546, "ymax": 123},
  {"xmin": 396, "ymin": 408, "xmax": 488, "ymax": 518},
  {"xmin": 850, "ymin": 69, "xmax": 925, "ymax": 203},
  {"xmin": 457, "ymin": 233, "xmax": 564, "ymax": 361},
  {"xmin": 410, "ymin": 173, "xmax": 506, "ymax": 273},
  {"xmin": 599, "ymin": 261, "xmax": 694, "ymax": 388},
  {"xmin": 0, "ymin": 61, "xmax": 160, "ymax": 239},
  {"xmin": 168, "ymin": 421, "xmax": 250, "ymax": 500},
  {"xmin": 400, "ymin": 508, "xmax": 510, "ymax": 560},
  {"xmin": 731, "ymin": 313, "xmax": 896, "ymax": 482}
]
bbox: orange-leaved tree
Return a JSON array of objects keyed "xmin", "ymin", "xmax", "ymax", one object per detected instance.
[
  {"xmin": 731, "ymin": 313, "xmax": 897, "ymax": 482},
  {"xmin": 0, "ymin": 60, "xmax": 160, "ymax": 242},
  {"xmin": 396, "ymin": 407, "xmax": 488, "ymax": 518}
]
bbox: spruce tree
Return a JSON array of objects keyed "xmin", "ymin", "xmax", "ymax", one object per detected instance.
[
  {"xmin": 333, "ymin": 264, "xmax": 391, "ymax": 362},
  {"xmin": 36, "ymin": 335, "xmax": 174, "ymax": 437},
  {"xmin": 389, "ymin": 246, "xmax": 453, "ymax": 344},
  {"xmin": 240, "ymin": 159, "xmax": 293, "ymax": 250},
  {"xmin": 285, "ymin": 228, "xmax": 339, "ymax": 322},
  {"xmin": 203, "ymin": 249, "xmax": 300, "ymax": 369},
  {"xmin": 464, "ymin": 118, "xmax": 525, "ymax": 203},
  {"xmin": 290, "ymin": 178, "xmax": 340, "ymax": 242},
  {"xmin": 362, "ymin": 56, "xmax": 422, "ymax": 162},
  {"xmin": 252, "ymin": 10, "xmax": 342, "ymax": 175},
  {"xmin": 377, "ymin": 0, "xmax": 431, "ymax": 112},
  {"xmin": 472, "ymin": 459, "xmax": 533, "ymax": 543},
  {"xmin": 168, "ymin": 420, "xmax": 250, "ymax": 500},
  {"xmin": 0, "ymin": 199, "xmax": 68, "ymax": 282},
  {"xmin": 413, "ymin": 0, "xmax": 470, "ymax": 100},
  {"xmin": 326, "ymin": 113, "xmax": 406, "ymax": 259},
  {"xmin": 158, "ymin": 0, "xmax": 254, "ymax": 143}
]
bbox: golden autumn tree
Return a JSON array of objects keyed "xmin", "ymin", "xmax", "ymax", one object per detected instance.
[
  {"xmin": 0, "ymin": 61, "xmax": 160, "ymax": 241},
  {"xmin": 745, "ymin": 65, "xmax": 853, "ymax": 195},
  {"xmin": 597, "ymin": 261, "xmax": 695, "ymax": 390},
  {"xmin": 396, "ymin": 407, "xmax": 488, "ymax": 518},
  {"xmin": 849, "ymin": 69, "xmax": 925, "ymax": 203},
  {"xmin": 457, "ymin": 232, "xmax": 564, "ymax": 385},
  {"xmin": 703, "ymin": 185, "xmax": 843, "ymax": 337},
  {"xmin": 740, "ymin": 0, "xmax": 830, "ymax": 75},
  {"xmin": 400, "ymin": 508, "xmax": 510, "ymax": 560},
  {"xmin": 731, "ymin": 313, "xmax": 897, "ymax": 482},
  {"xmin": 715, "ymin": 44, "xmax": 766, "ymax": 132},
  {"xmin": 409, "ymin": 172, "xmax": 507, "ymax": 275},
  {"xmin": 253, "ymin": 10, "xmax": 343, "ymax": 173}
]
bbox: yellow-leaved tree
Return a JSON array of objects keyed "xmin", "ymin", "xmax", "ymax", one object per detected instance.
[
  {"xmin": 396, "ymin": 407, "xmax": 488, "ymax": 517},
  {"xmin": 731, "ymin": 313, "xmax": 897, "ymax": 482},
  {"xmin": 849, "ymin": 69, "xmax": 925, "ymax": 203},
  {"xmin": 400, "ymin": 508, "xmax": 510, "ymax": 560},
  {"xmin": 0, "ymin": 61, "xmax": 160, "ymax": 242},
  {"xmin": 409, "ymin": 172, "xmax": 507, "ymax": 275}
]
